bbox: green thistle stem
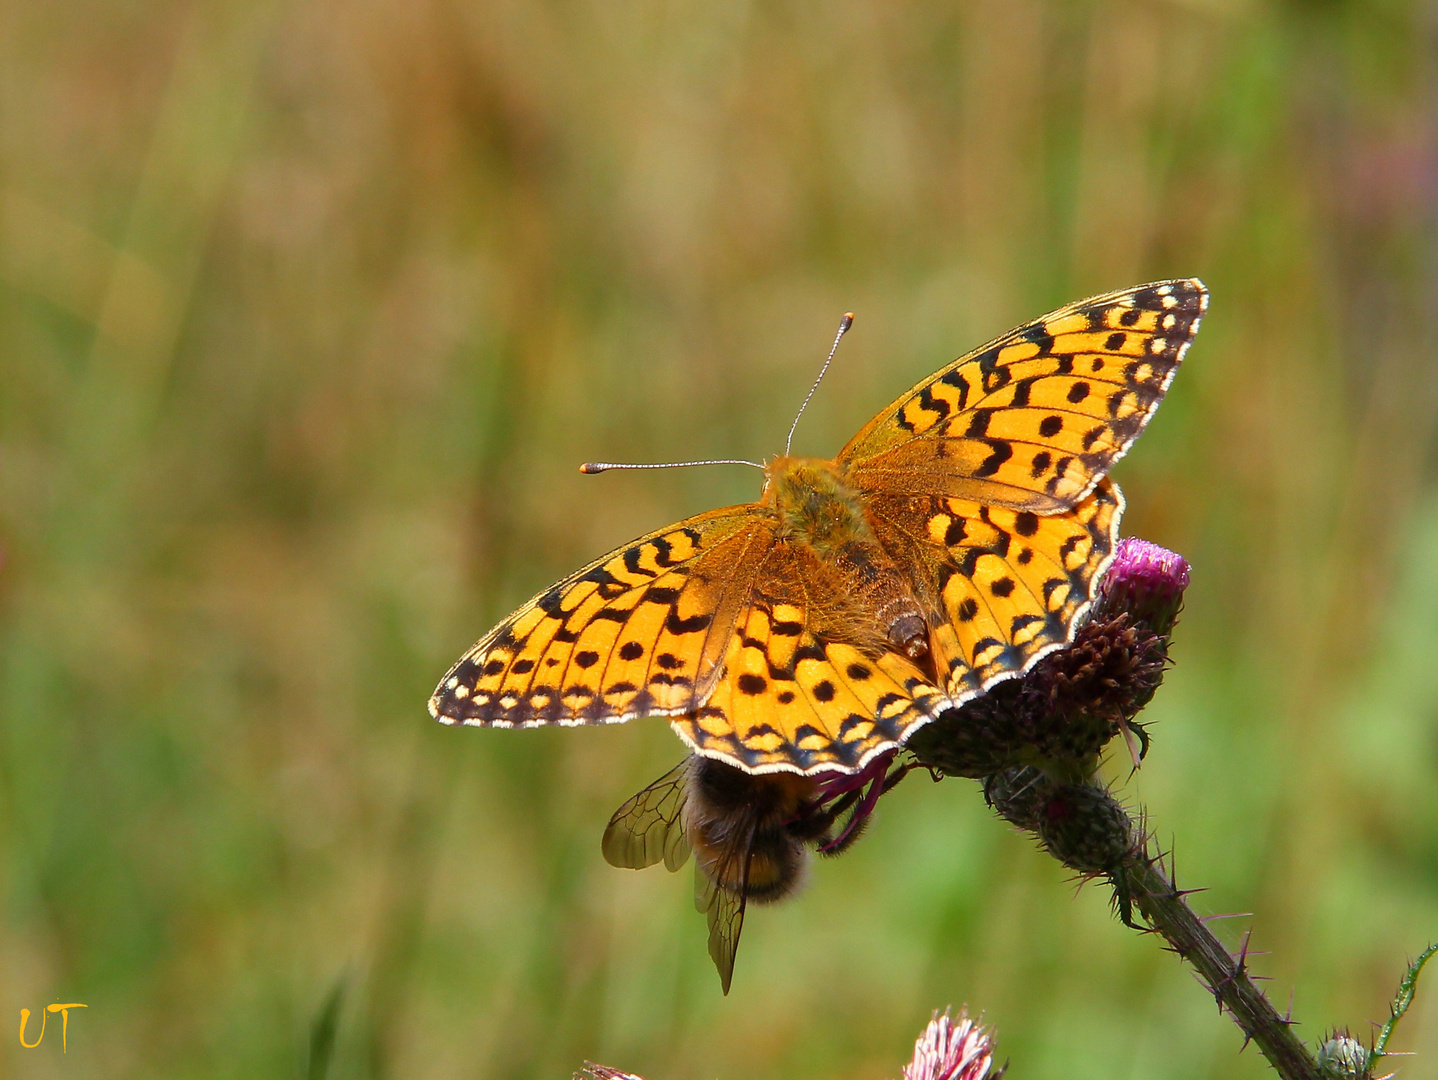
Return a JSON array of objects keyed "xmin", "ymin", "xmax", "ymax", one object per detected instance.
[
  {"xmin": 1372, "ymin": 941, "xmax": 1438, "ymax": 1062},
  {"xmin": 1115, "ymin": 824, "xmax": 1322, "ymax": 1080}
]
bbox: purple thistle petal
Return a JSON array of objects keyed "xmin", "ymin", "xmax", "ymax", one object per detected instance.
[
  {"xmin": 1099, "ymin": 537, "xmax": 1190, "ymax": 637},
  {"xmin": 576, "ymin": 1065, "xmax": 645, "ymax": 1080},
  {"xmin": 899, "ymin": 1008, "xmax": 997, "ymax": 1080}
]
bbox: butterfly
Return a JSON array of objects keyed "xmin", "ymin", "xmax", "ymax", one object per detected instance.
[
  {"xmin": 430, "ymin": 280, "xmax": 1206, "ymax": 774},
  {"xmin": 431, "ymin": 279, "xmax": 1206, "ymax": 988}
]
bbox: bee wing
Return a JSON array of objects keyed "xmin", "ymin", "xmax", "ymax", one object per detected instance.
[
  {"xmin": 693, "ymin": 827, "xmax": 753, "ymax": 996},
  {"xmin": 601, "ymin": 760, "xmax": 692, "ymax": 872}
]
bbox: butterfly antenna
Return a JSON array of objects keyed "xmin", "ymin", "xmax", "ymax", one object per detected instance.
[
  {"xmin": 580, "ymin": 458, "xmax": 764, "ymax": 474},
  {"xmin": 784, "ymin": 312, "xmax": 854, "ymax": 456}
]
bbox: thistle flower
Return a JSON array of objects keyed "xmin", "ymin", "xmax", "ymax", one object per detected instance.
[
  {"xmin": 575, "ymin": 1064, "xmax": 644, "ymax": 1080},
  {"xmin": 1096, "ymin": 537, "xmax": 1190, "ymax": 637},
  {"xmin": 899, "ymin": 1008, "xmax": 1000, "ymax": 1080},
  {"xmin": 575, "ymin": 1007, "xmax": 1000, "ymax": 1080},
  {"xmin": 906, "ymin": 537, "xmax": 1189, "ymax": 780}
]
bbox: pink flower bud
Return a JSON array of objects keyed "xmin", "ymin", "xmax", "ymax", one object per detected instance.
[{"xmin": 1098, "ymin": 538, "xmax": 1190, "ymax": 638}]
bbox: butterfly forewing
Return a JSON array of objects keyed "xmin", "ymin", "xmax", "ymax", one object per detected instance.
[
  {"xmin": 430, "ymin": 507, "xmax": 775, "ymax": 729},
  {"xmin": 840, "ymin": 280, "xmax": 1206, "ymax": 512},
  {"xmin": 601, "ymin": 761, "xmax": 692, "ymax": 872}
]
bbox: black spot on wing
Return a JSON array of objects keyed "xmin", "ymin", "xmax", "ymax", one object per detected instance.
[
  {"xmin": 623, "ymin": 546, "xmax": 657, "ymax": 578},
  {"xmin": 1025, "ymin": 326, "xmax": 1055, "ymax": 353},
  {"xmin": 792, "ymin": 723, "xmax": 826, "ymax": 746},
  {"xmin": 580, "ymin": 564, "xmax": 628, "ymax": 598},
  {"xmin": 917, "ymin": 385, "xmax": 950, "ymax": 420},
  {"xmin": 1010, "ymin": 613, "xmax": 1046, "ymax": 637},
  {"xmin": 965, "ymin": 409, "xmax": 994, "ymax": 438},
  {"xmin": 973, "ymin": 439, "xmax": 1013, "ymax": 478},
  {"xmin": 939, "ymin": 370, "xmax": 971, "ymax": 410},
  {"xmin": 666, "ymin": 610, "xmax": 713, "ymax": 634}
]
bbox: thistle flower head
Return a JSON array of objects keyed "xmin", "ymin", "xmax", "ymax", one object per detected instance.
[
  {"xmin": 1097, "ymin": 537, "xmax": 1190, "ymax": 637},
  {"xmin": 899, "ymin": 1008, "xmax": 998, "ymax": 1080},
  {"xmin": 575, "ymin": 1064, "xmax": 644, "ymax": 1080},
  {"xmin": 906, "ymin": 535, "xmax": 1188, "ymax": 780},
  {"xmin": 1315, "ymin": 1031, "xmax": 1372, "ymax": 1080}
]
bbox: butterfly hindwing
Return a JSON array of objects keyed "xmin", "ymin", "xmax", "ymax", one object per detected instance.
[
  {"xmin": 430, "ymin": 508, "xmax": 776, "ymax": 729},
  {"xmin": 668, "ymin": 548, "xmax": 952, "ymax": 774},
  {"xmin": 864, "ymin": 480, "xmax": 1121, "ymax": 700},
  {"xmin": 840, "ymin": 280, "xmax": 1206, "ymax": 512}
]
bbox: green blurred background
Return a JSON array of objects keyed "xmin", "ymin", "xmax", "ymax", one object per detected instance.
[{"xmin": 2, "ymin": 1, "xmax": 1437, "ymax": 1077}]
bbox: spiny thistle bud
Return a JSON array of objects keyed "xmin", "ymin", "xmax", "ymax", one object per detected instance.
[
  {"xmin": 983, "ymin": 767, "xmax": 1049, "ymax": 832},
  {"xmin": 1315, "ymin": 1031, "xmax": 1371, "ymax": 1080},
  {"xmin": 899, "ymin": 1008, "xmax": 1000, "ymax": 1080},
  {"xmin": 1096, "ymin": 537, "xmax": 1190, "ymax": 638},
  {"xmin": 905, "ymin": 684, "xmax": 1026, "ymax": 779},
  {"xmin": 986, "ymin": 771, "xmax": 1135, "ymax": 874},
  {"xmin": 1033, "ymin": 781, "xmax": 1135, "ymax": 875}
]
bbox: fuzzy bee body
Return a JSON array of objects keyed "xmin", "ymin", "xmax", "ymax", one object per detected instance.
[{"xmin": 603, "ymin": 753, "xmax": 899, "ymax": 992}]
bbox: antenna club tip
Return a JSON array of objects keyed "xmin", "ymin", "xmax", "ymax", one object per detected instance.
[
  {"xmin": 842, "ymin": 312, "xmax": 855, "ymax": 325},
  {"xmin": 579, "ymin": 462, "xmax": 602, "ymax": 474}
]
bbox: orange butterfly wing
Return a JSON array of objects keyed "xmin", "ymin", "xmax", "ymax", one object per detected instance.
[
  {"xmin": 429, "ymin": 508, "xmax": 774, "ymax": 728},
  {"xmin": 841, "ymin": 279, "xmax": 1204, "ymax": 702},
  {"xmin": 668, "ymin": 541, "xmax": 951, "ymax": 774},
  {"xmin": 840, "ymin": 279, "xmax": 1206, "ymax": 511}
]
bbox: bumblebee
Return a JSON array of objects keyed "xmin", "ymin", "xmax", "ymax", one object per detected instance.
[{"xmin": 602, "ymin": 753, "xmax": 908, "ymax": 992}]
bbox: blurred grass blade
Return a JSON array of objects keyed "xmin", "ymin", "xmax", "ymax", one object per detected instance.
[{"xmin": 307, "ymin": 976, "xmax": 347, "ymax": 1080}]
